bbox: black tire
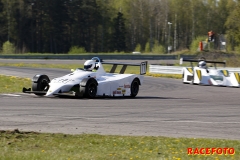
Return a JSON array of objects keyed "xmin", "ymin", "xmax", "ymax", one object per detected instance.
[
  {"xmin": 130, "ymin": 78, "xmax": 139, "ymax": 97},
  {"xmin": 32, "ymin": 75, "xmax": 50, "ymax": 96},
  {"xmin": 80, "ymin": 78, "xmax": 98, "ymax": 98},
  {"xmin": 191, "ymin": 75, "xmax": 198, "ymax": 85}
]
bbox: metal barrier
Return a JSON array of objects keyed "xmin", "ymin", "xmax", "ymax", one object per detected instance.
[
  {"xmin": 0, "ymin": 54, "xmax": 196, "ymax": 60},
  {"xmin": 149, "ymin": 65, "xmax": 240, "ymax": 74},
  {"xmin": 150, "ymin": 65, "xmax": 183, "ymax": 74}
]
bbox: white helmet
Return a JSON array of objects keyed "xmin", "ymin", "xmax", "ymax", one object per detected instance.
[
  {"xmin": 84, "ymin": 60, "xmax": 96, "ymax": 71},
  {"xmin": 198, "ymin": 61, "xmax": 207, "ymax": 69}
]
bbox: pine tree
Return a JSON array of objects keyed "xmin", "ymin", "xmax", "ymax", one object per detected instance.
[{"xmin": 111, "ymin": 12, "xmax": 127, "ymax": 52}]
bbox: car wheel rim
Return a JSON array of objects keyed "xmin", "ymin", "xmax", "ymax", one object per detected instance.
[
  {"xmin": 88, "ymin": 83, "xmax": 97, "ymax": 97},
  {"xmin": 40, "ymin": 79, "xmax": 49, "ymax": 91},
  {"xmin": 132, "ymin": 81, "xmax": 139, "ymax": 94}
]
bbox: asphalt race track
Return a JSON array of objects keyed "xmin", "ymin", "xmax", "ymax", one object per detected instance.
[{"xmin": 0, "ymin": 66, "xmax": 240, "ymax": 140}]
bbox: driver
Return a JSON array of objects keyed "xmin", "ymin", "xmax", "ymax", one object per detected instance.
[
  {"xmin": 198, "ymin": 58, "xmax": 209, "ymax": 73},
  {"xmin": 198, "ymin": 60, "xmax": 207, "ymax": 69},
  {"xmin": 84, "ymin": 60, "xmax": 97, "ymax": 71}
]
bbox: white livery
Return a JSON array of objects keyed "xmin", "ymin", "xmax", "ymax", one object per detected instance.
[
  {"xmin": 23, "ymin": 57, "xmax": 147, "ymax": 98},
  {"xmin": 180, "ymin": 57, "xmax": 240, "ymax": 87}
]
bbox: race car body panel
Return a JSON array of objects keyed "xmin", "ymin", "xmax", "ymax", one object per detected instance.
[
  {"xmin": 97, "ymin": 74, "xmax": 141, "ymax": 96},
  {"xmin": 182, "ymin": 67, "xmax": 194, "ymax": 83},
  {"xmin": 46, "ymin": 71, "xmax": 142, "ymax": 97},
  {"xmin": 46, "ymin": 70, "xmax": 94, "ymax": 96}
]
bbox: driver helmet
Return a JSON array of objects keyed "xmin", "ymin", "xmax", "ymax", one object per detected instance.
[
  {"xmin": 198, "ymin": 61, "xmax": 207, "ymax": 69},
  {"xmin": 84, "ymin": 60, "xmax": 96, "ymax": 71}
]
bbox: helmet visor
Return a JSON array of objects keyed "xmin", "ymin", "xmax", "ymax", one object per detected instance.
[{"xmin": 84, "ymin": 64, "xmax": 92, "ymax": 70}]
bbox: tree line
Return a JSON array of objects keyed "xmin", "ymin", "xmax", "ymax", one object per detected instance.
[{"xmin": 0, "ymin": 0, "xmax": 239, "ymax": 54}]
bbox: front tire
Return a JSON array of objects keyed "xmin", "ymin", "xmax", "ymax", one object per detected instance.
[
  {"xmin": 32, "ymin": 75, "xmax": 50, "ymax": 96},
  {"xmin": 79, "ymin": 78, "xmax": 98, "ymax": 98},
  {"xmin": 130, "ymin": 78, "xmax": 140, "ymax": 97}
]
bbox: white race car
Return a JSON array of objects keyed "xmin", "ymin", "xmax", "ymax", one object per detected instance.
[
  {"xmin": 23, "ymin": 57, "xmax": 147, "ymax": 98},
  {"xmin": 180, "ymin": 57, "xmax": 240, "ymax": 87}
]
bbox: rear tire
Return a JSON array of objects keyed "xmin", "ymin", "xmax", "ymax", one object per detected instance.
[
  {"xmin": 191, "ymin": 74, "xmax": 198, "ymax": 85},
  {"xmin": 32, "ymin": 75, "xmax": 50, "ymax": 96},
  {"xmin": 130, "ymin": 78, "xmax": 139, "ymax": 97}
]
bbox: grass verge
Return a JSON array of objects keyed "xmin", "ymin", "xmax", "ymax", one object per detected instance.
[
  {"xmin": 0, "ymin": 75, "xmax": 31, "ymax": 93},
  {"xmin": 0, "ymin": 129, "xmax": 239, "ymax": 160}
]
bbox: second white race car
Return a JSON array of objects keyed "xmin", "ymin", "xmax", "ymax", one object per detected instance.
[
  {"xmin": 180, "ymin": 57, "xmax": 240, "ymax": 87},
  {"xmin": 23, "ymin": 57, "xmax": 147, "ymax": 98}
]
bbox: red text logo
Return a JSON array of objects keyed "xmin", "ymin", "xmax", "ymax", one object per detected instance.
[{"xmin": 187, "ymin": 148, "xmax": 235, "ymax": 155}]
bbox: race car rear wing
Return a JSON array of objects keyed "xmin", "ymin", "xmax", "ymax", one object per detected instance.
[
  {"xmin": 102, "ymin": 61, "xmax": 148, "ymax": 75},
  {"xmin": 180, "ymin": 58, "xmax": 226, "ymax": 68}
]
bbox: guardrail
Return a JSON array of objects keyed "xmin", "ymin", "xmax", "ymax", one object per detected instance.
[
  {"xmin": 150, "ymin": 65, "xmax": 183, "ymax": 74},
  {"xmin": 149, "ymin": 65, "xmax": 240, "ymax": 74},
  {"xmin": 0, "ymin": 54, "xmax": 196, "ymax": 60}
]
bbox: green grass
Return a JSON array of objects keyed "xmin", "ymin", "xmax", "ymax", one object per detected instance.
[
  {"xmin": 0, "ymin": 130, "xmax": 239, "ymax": 160},
  {"xmin": 0, "ymin": 75, "xmax": 31, "ymax": 93}
]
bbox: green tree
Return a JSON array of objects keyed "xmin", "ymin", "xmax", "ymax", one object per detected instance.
[
  {"xmin": 152, "ymin": 40, "xmax": 165, "ymax": 54},
  {"xmin": 225, "ymin": 0, "xmax": 239, "ymax": 51},
  {"xmin": 134, "ymin": 43, "xmax": 141, "ymax": 52},
  {"xmin": 0, "ymin": 0, "xmax": 238, "ymax": 54},
  {"xmin": 0, "ymin": 0, "xmax": 7, "ymax": 47},
  {"xmin": 145, "ymin": 41, "xmax": 150, "ymax": 53},
  {"xmin": 111, "ymin": 12, "xmax": 127, "ymax": 52},
  {"xmin": 1, "ymin": 41, "xmax": 15, "ymax": 54},
  {"xmin": 1, "ymin": 0, "xmax": 18, "ymax": 50},
  {"xmin": 40, "ymin": 0, "xmax": 70, "ymax": 53},
  {"xmin": 69, "ymin": 0, "xmax": 102, "ymax": 53}
]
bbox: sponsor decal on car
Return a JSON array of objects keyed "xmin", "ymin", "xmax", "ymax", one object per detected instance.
[
  {"xmin": 187, "ymin": 68, "xmax": 193, "ymax": 74},
  {"xmin": 53, "ymin": 79, "xmax": 75, "ymax": 84},
  {"xmin": 221, "ymin": 70, "xmax": 229, "ymax": 77},
  {"xmin": 210, "ymin": 75, "xmax": 223, "ymax": 81},
  {"xmin": 196, "ymin": 70, "xmax": 202, "ymax": 80},
  {"xmin": 113, "ymin": 90, "xmax": 122, "ymax": 94},
  {"xmin": 59, "ymin": 79, "xmax": 69, "ymax": 84},
  {"xmin": 234, "ymin": 73, "xmax": 240, "ymax": 83},
  {"xmin": 124, "ymin": 84, "xmax": 130, "ymax": 88}
]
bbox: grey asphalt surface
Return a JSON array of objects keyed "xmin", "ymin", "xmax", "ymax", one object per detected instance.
[{"xmin": 0, "ymin": 65, "xmax": 240, "ymax": 140}]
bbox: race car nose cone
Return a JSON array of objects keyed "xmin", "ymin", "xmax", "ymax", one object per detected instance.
[{"xmin": 46, "ymin": 84, "xmax": 63, "ymax": 97}]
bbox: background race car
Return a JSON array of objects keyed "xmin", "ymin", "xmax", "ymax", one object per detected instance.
[
  {"xmin": 23, "ymin": 57, "xmax": 147, "ymax": 98},
  {"xmin": 180, "ymin": 57, "xmax": 240, "ymax": 87}
]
